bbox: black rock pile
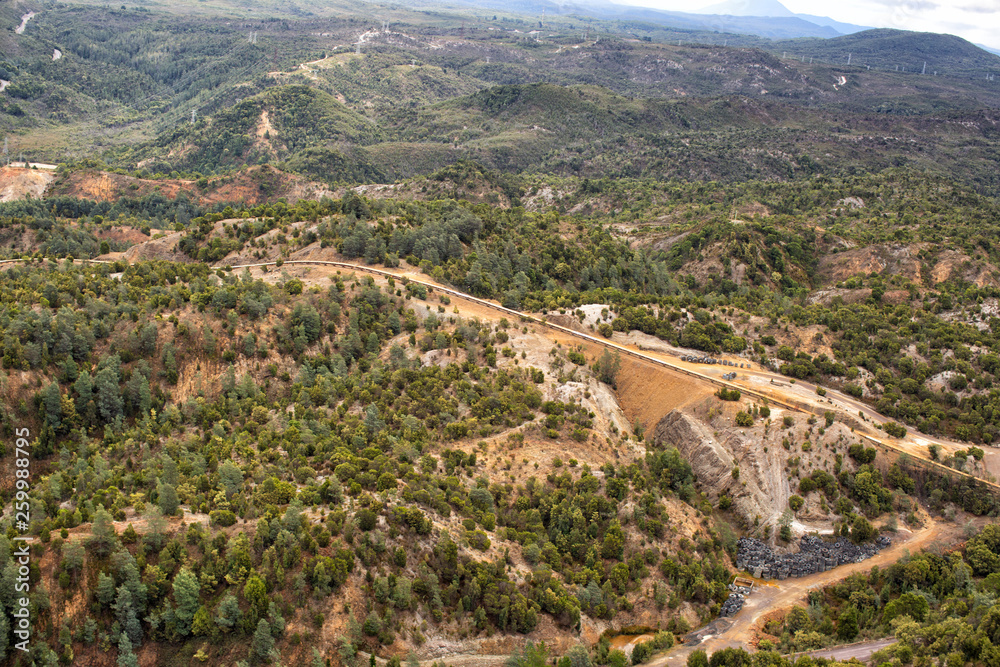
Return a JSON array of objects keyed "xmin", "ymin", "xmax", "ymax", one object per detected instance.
[{"xmin": 736, "ymin": 534, "xmax": 891, "ymax": 580}]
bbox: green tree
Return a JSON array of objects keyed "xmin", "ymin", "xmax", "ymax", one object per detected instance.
[
  {"xmin": 88, "ymin": 508, "xmax": 118, "ymax": 558},
  {"xmin": 62, "ymin": 540, "xmax": 85, "ymax": 573},
  {"xmin": 40, "ymin": 382, "xmax": 63, "ymax": 430},
  {"xmin": 215, "ymin": 593, "xmax": 242, "ymax": 632},
  {"xmin": 243, "ymin": 575, "xmax": 268, "ymax": 628},
  {"xmin": 251, "ymin": 618, "xmax": 275, "ymax": 663},
  {"xmin": 173, "ymin": 567, "xmax": 200, "ymax": 636},
  {"xmin": 162, "ymin": 344, "xmax": 179, "ymax": 384},
  {"xmin": 507, "ymin": 641, "xmax": 549, "ymax": 667},
  {"xmin": 117, "ymin": 632, "xmax": 139, "ymax": 667},
  {"xmin": 96, "ymin": 572, "xmax": 116, "ymax": 607},
  {"xmin": 74, "ymin": 371, "xmax": 95, "ymax": 422},
  {"xmin": 708, "ymin": 648, "xmax": 751, "ymax": 667},
  {"xmin": 837, "ymin": 607, "xmax": 858, "ymax": 640},
  {"xmin": 595, "ymin": 350, "xmax": 622, "ymax": 387},
  {"xmin": 158, "ymin": 481, "xmax": 179, "ymax": 516},
  {"xmin": 192, "ymin": 605, "xmax": 212, "ymax": 637},
  {"xmin": 601, "ymin": 521, "xmax": 625, "ymax": 560},
  {"xmin": 219, "ymin": 461, "xmax": 244, "ymax": 497},
  {"xmin": 883, "ymin": 592, "xmax": 929, "ymax": 623},
  {"xmin": 94, "ymin": 367, "xmax": 123, "ymax": 423},
  {"xmin": 563, "ymin": 645, "xmax": 592, "ymax": 667}
]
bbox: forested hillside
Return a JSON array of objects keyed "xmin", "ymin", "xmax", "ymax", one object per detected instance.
[{"xmin": 5, "ymin": 0, "xmax": 1000, "ymax": 666}]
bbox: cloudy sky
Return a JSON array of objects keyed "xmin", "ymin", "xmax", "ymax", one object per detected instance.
[{"xmin": 618, "ymin": 0, "xmax": 1000, "ymax": 49}]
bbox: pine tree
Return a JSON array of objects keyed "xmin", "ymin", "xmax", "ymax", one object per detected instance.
[
  {"xmin": 73, "ymin": 371, "xmax": 93, "ymax": 416},
  {"xmin": 219, "ymin": 461, "xmax": 243, "ymax": 497},
  {"xmin": 243, "ymin": 575, "xmax": 268, "ymax": 628},
  {"xmin": 95, "ymin": 367, "xmax": 123, "ymax": 423},
  {"xmin": 251, "ymin": 618, "xmax": 275, "ymax": 663},
  {"xmin": 158, "ymin": 481, "xmax": 179, "ymax": 516},
  {"xmin": 117, "ymin": 632, "xmax": 139, "ymax": 667},
  {"xmin": 0, "ymin": 611, "xmax": 8, "ymax": 662},
  {"xmin": 162, "ymin": 344, "xmax": 179, "ymax": 384},
  {"xmin": 40, "ymin": 382, "xmax": 62, "ymax": 430},
  {"xmin": 88, "ymin": 508, "xmax": 118, "ymax": 558},
  {"xmin": 173, "ymin": 567, "xmax": 200, "ymax": 636},
  {"xmin": 96, "ymin": 572, "xmax": 116, "ymax": 607},
  {"xmin": 215, "ymin": 593, "xmax": 242, "ymax": 632}
]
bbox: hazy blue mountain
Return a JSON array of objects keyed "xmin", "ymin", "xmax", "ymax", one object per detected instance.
[
  {"xmin": 696, "ymin": 0, "xmax": 869, "ymax": 34},
  {"xmin": 439, "ymin": 0, "xmax": 845, "ymax": 38},
  {"xmin": 794, "ymin": 13, "xmax": 869, "ymax": 35},
  {"xmin": 699, "ymin": 0, "xmax": 794, "ymax": 17}
]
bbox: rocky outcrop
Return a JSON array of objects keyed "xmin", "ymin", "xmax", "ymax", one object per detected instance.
[{"xmin": 652, "ymin": 410, "xmax": 790, "ymax": 527}]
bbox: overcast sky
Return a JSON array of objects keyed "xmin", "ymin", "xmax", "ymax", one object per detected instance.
[{"xmin": 615, "ymin": 0, "xmax": 1000, "ymax": 49}]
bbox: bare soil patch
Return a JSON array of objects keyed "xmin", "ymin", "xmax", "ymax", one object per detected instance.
[{"xmin": 0, "ymin": 166, "xmax": 56, "ymax": 201}]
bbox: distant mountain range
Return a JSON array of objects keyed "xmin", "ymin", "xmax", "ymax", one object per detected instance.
[
  {"xmin": 443, "ymin": 0, "xmax": 870, "ymax": 39},
  {"xmin": 698, "ymin": 0, "xmax": 870, "ymax": 34},
  {"xmin": 774, "ymin": 28, "xmax": 1000, "ymax": 73}
]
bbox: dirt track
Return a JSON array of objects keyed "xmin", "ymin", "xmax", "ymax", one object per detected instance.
[
  {"xmin": 802, "ymin": 637, "xmax": 896, "ymax": 662},
  {"xmin": 21, "ymin": 254, "xmax": 984, "ymax": 664},
  {"xmin": 651, "ymin": 512, "xmax": 956, "ymax": 665}
]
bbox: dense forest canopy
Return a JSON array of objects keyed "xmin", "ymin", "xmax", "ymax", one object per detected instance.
[{"xmin": 4, "ymin": 0, "xmax": 1000, "ymax": 665}]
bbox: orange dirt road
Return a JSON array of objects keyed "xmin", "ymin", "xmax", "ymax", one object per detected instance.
[{"xmin": 650, "ymin": 514, "xmax": 956, "ymax": 666}]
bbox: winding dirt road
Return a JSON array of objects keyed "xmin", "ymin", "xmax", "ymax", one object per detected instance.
[
  {"xmin": 652, "ymin": 514, "xmax": 955, "ymax": 665},
  {"xmin": 7, "ymin": 253, "xmax": 967, "ymax": 664},
  {"xmin": 214, "ymin": 258, "xmax": 996, "ymax": 491}
]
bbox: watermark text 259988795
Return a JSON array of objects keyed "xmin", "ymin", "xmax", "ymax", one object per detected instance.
[
  {"xmin": 12, "ymin": 427, "xmax": 32, "ymax": 652},
  {"xmin": 14, "ymin": 427, "xmax": 31, "ymax": 531}
]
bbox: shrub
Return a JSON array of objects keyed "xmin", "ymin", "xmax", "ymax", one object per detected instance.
[
  {"xmin": 210, "ymin": 510, "xmax": 237, "ymax": 527},
  {"xmin": 883, "ymin": 422, "xmax": 907, "ymax": 438},
  {"xmin": 716, "ymin": 388, "xmax": 741, "ymax": 401},
  {"xmin": 356, "ymin": 509, "xmax": 377, "ymax": 531}
]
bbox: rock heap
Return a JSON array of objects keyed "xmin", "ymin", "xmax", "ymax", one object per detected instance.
[{"xmin": 736, "ymin": 534, "xmax": 891, "ymax": 580}]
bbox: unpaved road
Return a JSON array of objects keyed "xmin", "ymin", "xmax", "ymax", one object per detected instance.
[
  {"xmin": 0, "ymin": 254, "xmax": 976, "ymax": 665},
  {"xmin": 803, "ymin": 637, "xmax": 896, "ymax": 661},
  {"xmin": 651, "ymin": 514, "xmax": 955, "ymax": 666},
  {"xmin": 65, "ymin": 253, "xmax": 994, "ymax": 493},
  {"xmin": 8, "ymin": 161, "xmax": 58, "ymax": 170},
  {"xmin": 15, "ymin": 12, "xmax": 35, "ymax": 34},
  {"xmin": 609, "ymin": 335, "xmax": 996, "ymax": 486}
]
